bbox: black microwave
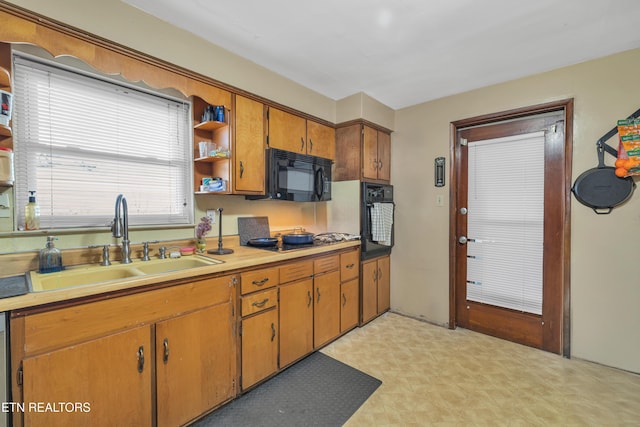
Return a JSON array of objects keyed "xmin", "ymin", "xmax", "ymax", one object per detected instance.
[{"xmin": 248, "ymin": 148, "xmax": 332, "ymax": 202}]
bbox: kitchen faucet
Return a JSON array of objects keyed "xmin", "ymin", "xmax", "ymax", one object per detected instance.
[{"xmin": 112, "ymin": 194, "xmax": 132, "ymax": 264}]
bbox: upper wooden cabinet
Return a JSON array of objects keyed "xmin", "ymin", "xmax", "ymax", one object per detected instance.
[
  {"xmin": 267, "ymin": 107, "xmax": 335, "ymax": 160},
  {"xmin": 233, "ymin": 95, "xmax": 266, "ymax": 195},
  {"xmin": 193, "ymin": 95, "xmax": 232, "ymax": 194},
  {"xmin": 335, "ymin": 122, "xmax": 391, "ymax": 183},
  {"xmin": 307, "ymin": 120, "xmax": 336, "ymax": 160},
  {"xmin": 0, "ymin": 42, "xmax": 13, "ymax": 147}
]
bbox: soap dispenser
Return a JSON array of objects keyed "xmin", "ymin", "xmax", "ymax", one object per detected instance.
[
  {"xmin": 39, "ymin": 236, "xmax": 63, "ymax": 274},
  {"xmin": 25, "ymin": 190, "xmax": 40, "ymax": 230}
]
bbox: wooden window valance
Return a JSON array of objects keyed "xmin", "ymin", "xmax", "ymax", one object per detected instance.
[{"xmin": 0, "ymin": 4, "xmax": 231, "ymax": 107}]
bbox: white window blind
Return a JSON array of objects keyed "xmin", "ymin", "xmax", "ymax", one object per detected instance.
[
  {"xmin": 466, "ymin": 131, "xmax": 545, "ymax": 315},
  {"xmin": 12, "ymin": 55, "xmax": 193, "ymax": 229}
]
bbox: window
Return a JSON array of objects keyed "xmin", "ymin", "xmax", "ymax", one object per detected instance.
[{"xmin": 12, "ymin": 54, "xmax": 193, "ymax": 229}]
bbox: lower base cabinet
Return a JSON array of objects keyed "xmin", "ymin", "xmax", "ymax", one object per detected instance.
[
  {"xmin": 279, "ymin": 278, "xmax": 313, "ymax": 368},
  {"xmin": 340, "ymin": 278, "xmax": 359, "ymax": 332},
  {"xmin": 313, "ymin": 270, "xmax": 341, "ymax": 348},
  {"xmin": 361, "ymin": 254, "xmax": 391, "ymax": 324},
  {"xmin": 12, "ymin": 275, "xmax": 237, "ymax": 427},
  {"xmin": 241, "ymin": 307, "xmax": 278, "ymax": 390},
  {"xmin": 22, "ymin": 326, "xmax": 153, "ymax": 427},
  {"xmin": 156, "ymin": 303, "xmax": 236, "ymax": 427}
]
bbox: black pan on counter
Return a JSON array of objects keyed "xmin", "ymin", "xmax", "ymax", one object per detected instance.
[
  {"xmin": 281, "ymin": 231, "xmax": 315, "ymax": 245},
  {"xmin": 247, "ymin": 237, "xmax": 278, "ymax": 247}
]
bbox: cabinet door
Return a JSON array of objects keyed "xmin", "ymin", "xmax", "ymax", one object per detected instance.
[
  {"xmin": 341, "ymin": 278, "xmax": 359, "ymax": 333},
  {"xmin": 361, "ymin": 259, "xmax": 378, "ymax": 324},
  {"xmin": 156, "ymin": 303, "xmax": 236, "ymax": 427},
  {"xmin": 362, "ymin": 125, "xmax": 379, "ymax": 180},
  {"xmin": 377, "ymin": 131, "xmax": 391, "ymax": 181},
  {"xmin": 307, "ymin": 120, "xmax": 335, "ymax": 160},
  {"xmin": 22, "ymin": 326, "xmax": 153, "ymax": 427},
  {"xmin": 377, "ymin": 256, "xmax": 391, "ymax": 313},
  {"xmin": 314, "ymin": 270, "xmax": 341, "ymax": 348},
  {"xmin": 234, "ymin": 95, "xmax": 265, "ymax": 193},
  {"xmin": 241, "ymin": 308, "xmax": 278, "ymax": 390},
  {"xmin": 279, "ymin": 278, "xmax": 314, "ymax": 368},
  {"xmin": 268, "ymin": 107, "xmax": 307, "ymax": 154}
]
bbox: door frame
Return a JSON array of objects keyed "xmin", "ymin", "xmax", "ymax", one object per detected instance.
[{"xmin": 448, "ymin": 99, "xmax": 573, "ymax": 357}]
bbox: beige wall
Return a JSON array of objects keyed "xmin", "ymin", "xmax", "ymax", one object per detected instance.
[
  {"xmin": 4, "ymin": 0, "xmax": 640, "ymax": 374},
  {"xmin": 392, "ymin": 48, "xmax": 640, "ymax": 373}
]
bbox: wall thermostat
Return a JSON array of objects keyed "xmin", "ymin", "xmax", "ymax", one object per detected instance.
[{"xmin": 435, "ymin": 157, "xmax": 445, "ymax": 187}]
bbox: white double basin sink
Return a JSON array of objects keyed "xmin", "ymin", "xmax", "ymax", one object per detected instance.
[{"xmin": 28, "ymin": 256, "xmax": 223, "ymax": 292}]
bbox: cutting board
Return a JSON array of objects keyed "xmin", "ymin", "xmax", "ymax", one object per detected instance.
[{"xmin": 237, "ymin": 216, "xmax": 270, "ymax": 246}]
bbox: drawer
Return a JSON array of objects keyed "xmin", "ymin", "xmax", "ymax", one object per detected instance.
[
  {"xmin": 241, "ymin": 267, "xmax": 279, "ymax": 295},
  {"xmin": 242, "ymin": 288, "xmax": 278, "ymax": 317},
  {"xmin": 280, "ymin": 261, "xmax": 313, "ymax": 284},
  {"xmin": 340, "ymin": 250, "xmax": 359, "ymax": 282},
  {"xmin": 313, "ymin": 255, "xmax": 339, "ymax": 275}
]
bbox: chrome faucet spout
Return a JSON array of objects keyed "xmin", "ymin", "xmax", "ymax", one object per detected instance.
[{"xmin": 113, "ymin": 194, "xmax": 132, "ymax": 264}]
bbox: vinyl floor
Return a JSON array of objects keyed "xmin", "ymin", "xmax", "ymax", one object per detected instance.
[{"xmin": 321, "ymin": 312, "xmax": 640, "ymax": 426}]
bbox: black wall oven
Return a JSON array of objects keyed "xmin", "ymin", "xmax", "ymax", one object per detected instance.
[
  {"xmin": 361, "ymin": 182, "xmax": 394, "ymax": 260},
  {"xmin": 248, "ymin": 148, "xmax": 332, "ymax": 202}
]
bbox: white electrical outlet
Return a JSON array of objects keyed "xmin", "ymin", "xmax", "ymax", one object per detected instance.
[{"xmin": 206, "ymin": 209, "xmax": 216, "ymax": 223}]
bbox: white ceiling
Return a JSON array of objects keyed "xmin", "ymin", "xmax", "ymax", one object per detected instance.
[{"xmin": 123, "ymin": 0, "xmax": 640, "ymax": 110}]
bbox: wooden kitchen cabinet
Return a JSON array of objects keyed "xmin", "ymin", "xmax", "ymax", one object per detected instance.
[
  {"xmin": 363, "ymin": 125, "xmax": 391, "ymax": 181},
  {"xmin": 21, "ymin": 326, "xmax": 153, "ymax": 427},
  {"xmin": 0, "ymin": 43, "xmax": 12, "ymax": 147},
  {"xmin": 193, "ymin": 94, "xmax": 233, "ymax": 194},
  {"xmin": 279, "ymin": 278, "xmax": 314, "ymax": 368},
  {"xmin": 314, "ymin": 269, "xmax": 341, "ymax": 348},
  {"xmin": 335, "ymin": 122, "xmax": 392, "ymax": 182},
  {"xmin": 278, "ymin": 260, "xmax": 314, "ymax": 368},
  {"xmin": 11, "ymin": 274, "xmax": 237, "ymax": 427},
  {"xmin": 233, "ymin": 94, "xmax": 265, "ymax": 194},
  {"xmin": 307, "ymin": 119, "xmax": 336, "ymax": 160},
  {"xmin": 361, "ymin": 254, "xmax": 391, "ymax": 324},
  {"xmin": 340, "ymin": 248, "xmax": 360, "ymax": 333},
  {"xmin": 313, "ymin": 255, "xmax": 341, "ymax": 348},
  {"xmin": 240, "ymin": 265, "xmax": 281, "ymax": 391},
  {"xmin": 156, "ymin": 303, "xmax": 236, "ymax": 427},
  {"xmin": 241, "ymin": 307, "xmax": 278, "ymax": 390},
  {"xmin": 267, "ymin": 107, "xmax": 335, "ymax": 160}
]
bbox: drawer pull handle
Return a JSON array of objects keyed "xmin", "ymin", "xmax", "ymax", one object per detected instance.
[
  {"xmin": 137, "ymin": 345, "xmax": 145, "ymax": 373},
  {"xmin": 163, "ymin": 338, "xmax": 170, "ymax": 364},
  {"xmin": 346, "ymin": 263, "xmax": 355, "ymax": 269},
  {"xmin": 271, "ymin": 322, "xmax": 276, "ymax": 342},
  {"xmin": 252, "ymin": 298, "xmax": 269, "ymax": 308},
  {"xmin": 252, "ymin": 278, "xmax": 269, "ymax": 286},
  {"xmin": 342, "ymin": 293, "xmax": 347, "ymax": 307}
]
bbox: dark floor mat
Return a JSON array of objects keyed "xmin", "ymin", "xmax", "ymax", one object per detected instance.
[{"xmin": 192, "ymin": 351, "xmax": 382, "ymax": 427}]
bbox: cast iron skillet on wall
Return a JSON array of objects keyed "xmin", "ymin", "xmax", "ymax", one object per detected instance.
[{"xmin": 572, "ymin": 142, "xmax": 635, "ymax": 214}]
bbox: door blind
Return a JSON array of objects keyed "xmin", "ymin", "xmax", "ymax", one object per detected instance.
[
  {"xmin": 466, "ymin": 131, "xmax": 545, "ymax": 315},
  {"xmin": 12, "ymin": 54, "xmax": 193, "ymax": 229}
]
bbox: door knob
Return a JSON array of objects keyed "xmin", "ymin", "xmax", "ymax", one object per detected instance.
[{"xmin": 459, "ymin": 236, "xmax": 468, "ymax": 244}]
